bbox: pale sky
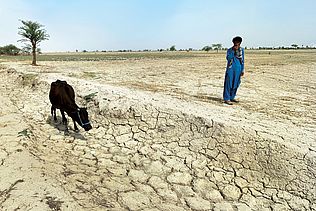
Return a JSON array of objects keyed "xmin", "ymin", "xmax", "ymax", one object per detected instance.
[{"xmin": 1, "ymin": 0, "xmax": 315, "ymax": 52}]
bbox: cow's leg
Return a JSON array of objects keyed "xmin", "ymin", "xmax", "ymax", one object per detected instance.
[
  {"xmin": 60, "ymin": 110, "xmax": 69, "ymax": 133},
  {"xmin": 53, "ymin": 108, "xmax": 57, "ymax": 121},
  {"xmin": 61, "ymin": 110, "xmax": 67, "ymax": 125},
  {"xmin": 51, "ymin": 106, "xmax": 57, "ymax": 121},
  {"xmin": 72, "ymin": 118, "xmax": 79, "ymax": 132}
]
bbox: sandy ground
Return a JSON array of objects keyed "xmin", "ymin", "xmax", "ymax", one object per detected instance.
[{"xmin": 0, "ymin": 50, "xmax": 316, "ymax": 210}]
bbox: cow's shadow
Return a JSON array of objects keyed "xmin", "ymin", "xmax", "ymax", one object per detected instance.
[{"xmin": 46, "ymin": 116, "xmax": 87, "ymax": 140}]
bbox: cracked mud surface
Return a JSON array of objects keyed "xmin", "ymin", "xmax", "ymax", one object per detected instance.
[{"xmin": 0, "ymin": 51, "xmax": 316, "ymax": 210}]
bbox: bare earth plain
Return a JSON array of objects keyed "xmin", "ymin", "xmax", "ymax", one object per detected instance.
[{"xmin": 0, "ymin": 50, "xmax": 315, "ymax": 210}]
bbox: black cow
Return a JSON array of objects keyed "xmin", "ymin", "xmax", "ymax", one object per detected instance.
[{"xmin": 49, "ymin": 80, "xmax": 92, "ymax": 132}]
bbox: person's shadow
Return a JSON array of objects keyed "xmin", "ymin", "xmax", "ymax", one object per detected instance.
[
  {"xmin": 191, "ymin": 94, "xmax": 223, "ymax": 104},
  {"xmin": 46, "ymin": 116, "xmax": 87, "ymax": 140}
]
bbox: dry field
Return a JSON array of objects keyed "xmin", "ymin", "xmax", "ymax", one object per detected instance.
[{"xmin": 0, "ymin": 50, "xmax": 316, "ymax": 210}]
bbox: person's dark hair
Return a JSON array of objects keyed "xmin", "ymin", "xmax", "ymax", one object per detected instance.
[{"xmin": 232, "ymin": 36, "xmax": 242, "ymax": 43}]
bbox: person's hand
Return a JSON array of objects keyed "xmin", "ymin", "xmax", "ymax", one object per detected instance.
[
  {"xmin": 235, "ymin": 48, "xmax": 242, "ymax": 58},
  {"xmin": 233, "ymin": 43, "xmax": 240, "ymax": 51}
]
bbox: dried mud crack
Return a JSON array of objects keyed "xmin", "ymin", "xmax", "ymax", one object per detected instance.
[{"xmin": 0, "ymin": 62, "xmax": 315, "ymax": 210}]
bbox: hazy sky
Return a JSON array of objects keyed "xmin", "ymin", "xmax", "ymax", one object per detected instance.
[{"xmin": 1, "ymin": 0, "xmax": 315, "ymax": 52}]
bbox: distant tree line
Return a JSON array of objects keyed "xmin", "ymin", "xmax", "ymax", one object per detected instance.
[
  {"xmin": 0, "ymin": 44, "xmax": 20, "ymax": 55},
  {"xmin": 69, "ymin": 43, "xmax": 316, "ymax": 53},
  {"xmin": 0, "ymin": 44, "xmax": 42, "ymax": 56},
  {"xmin": 255, "ymin": 45, "xmax": 316, "ymax": 50}
]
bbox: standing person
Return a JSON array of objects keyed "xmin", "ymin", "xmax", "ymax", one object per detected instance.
[{"xmin": 223, "ymin": 36, "xmax": 244, "ymax": 105}]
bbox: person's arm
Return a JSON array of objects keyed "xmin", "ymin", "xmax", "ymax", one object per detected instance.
[
  {"xmin": 226, "ymin": 48, "xmax": 234, "ymax": 61},
  {"xmin": 241, "ymin": 48, "xmax": 245, "ymax": 75}
]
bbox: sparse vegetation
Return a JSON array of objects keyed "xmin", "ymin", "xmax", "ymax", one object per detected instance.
[
  {"xmin": 18, "ymin": 129, "xmax": 33, "ymax": 138},
  {"xmin": 19, "ymin": 73, "xmax": 38, "ymax": 87},
  {"xmin": 202, "ymin": 46, "xmax": 212, "ymax": 52},
  {"xmin": 0, "ymin": 179, "xmax": 24, "ymax": 205},
  {"xmin": 1, "ymin": 50, "xmax": 316, "ymax": 65},
  {"xmin": 212, "ymin": 44, "xmax": 222, "ymax": 52},
  {"xmin": 0, "ymin": 52, "xmax": 202, "ymax": 62},
  {"xmin": 83, "ymin": 92, "xmax": 98, "ymax": 102},
  {"xmin": 169, "ymin": 45, "xmax": 176, "ymax": 51},
  {"xmin": 45, "ymin": 196, "xmax": 64, "ymax": 211},
  {"xmin": 82, "ymin": 71, "xmax": 98, "ymax": 79}
]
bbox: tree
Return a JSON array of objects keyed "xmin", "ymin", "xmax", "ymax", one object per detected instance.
[
  {"xmin": 170, "ymin": 45, "xmax": 176, "ymax": 51},
  {"xmin": 291, "ymin": 44, "xmax": 298, "ymax": 49},
  {"xmin": 37, "ymin": 47, "xmax": 42, "ymax": 54},
  {"xmin": 202, "ymin": 46, "xmax": 212, "ymax": 52},
  {"xmin": 0, "ymin": 44, "xmax": 20, "ymax": 55},
  {"xmin": 21, "ymin": 44, "xmax": 32, "ymax": 55},
  {"xmin": 212, "ymin": 44, "xmax": 222, "ymax": 53},
  {"xmin": 18, "ymin": 20, "xmax": 49, "ymax": 65}
]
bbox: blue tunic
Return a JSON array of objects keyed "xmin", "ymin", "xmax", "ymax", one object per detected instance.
[{"xmin": 223, "ymin": 47, "xmax": 244, "ymax": 101}]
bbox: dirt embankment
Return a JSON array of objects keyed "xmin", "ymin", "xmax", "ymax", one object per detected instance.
[{"xmin": 0, "ymin": 58, "xmax": 316, "ymax": 211}]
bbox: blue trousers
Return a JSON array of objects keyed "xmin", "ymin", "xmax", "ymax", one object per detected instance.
[{"xmin": 223, "ymin": 68, "xmax": 241, "ymax": 101}]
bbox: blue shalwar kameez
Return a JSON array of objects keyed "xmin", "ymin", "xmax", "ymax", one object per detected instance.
[{"xmin": 223, "ymin": 47, "xmax": 244, "ymax": 101}]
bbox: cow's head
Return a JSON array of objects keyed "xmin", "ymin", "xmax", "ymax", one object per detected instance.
[{"xmin": 74, "ymin": 108, "xmax": 92, "ymax": 131}]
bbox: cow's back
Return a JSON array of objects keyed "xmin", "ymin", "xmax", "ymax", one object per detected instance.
[{"xmin": 49, "ymin": 80, "xmax": 75, "ymax": 109}]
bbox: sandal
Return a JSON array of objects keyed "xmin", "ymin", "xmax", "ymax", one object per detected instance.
[{"xmin": 224, "ymin": 100, "xmax": 233, "ymax": 105}]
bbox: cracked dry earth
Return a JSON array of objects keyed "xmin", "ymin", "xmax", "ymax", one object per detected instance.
[{"xmin": 0, "ymin": 51, "xmax": 316, "ymax": 211}]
